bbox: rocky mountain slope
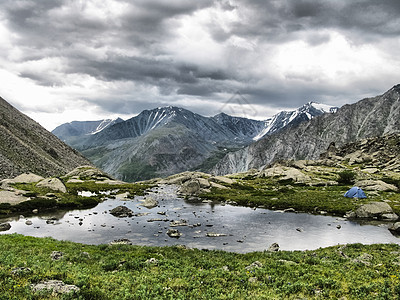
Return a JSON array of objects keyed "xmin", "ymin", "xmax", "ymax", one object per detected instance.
[
  {"xmin": 53, "ymin": 103, "xmax": 335, "ymax": 181},
  {"xmin": 213, "ymin": 84, "xmax": 400, "ymax": 175},
  {"xmin": 0, "ymin": 97, "xmax": 91, "ymax": 180}
]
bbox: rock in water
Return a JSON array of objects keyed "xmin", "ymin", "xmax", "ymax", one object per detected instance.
[
  {"xmin": 167, "ymin": 229, "xmax": 182, "ymax": 238},
  {"xmin": 0, "ymin": 223, "xmax": 11, "ymax": 231},
  {"xmin": 109, "ymin": 206, "xmax": 134, "ymax": 218},
  {"xmin": 141, "ymin": 196, "xmax": 158, "ymax": 209}
]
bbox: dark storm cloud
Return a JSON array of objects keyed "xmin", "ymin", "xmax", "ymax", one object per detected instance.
[
  {"xmin": 226, "ymin": 0, "xmax": 400, "ymax": 42},
  {"xmin": 1, "ymin": 0, "xmax": 399, "ymax": 123}
]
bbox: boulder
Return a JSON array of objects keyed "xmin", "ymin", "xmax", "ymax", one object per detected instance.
[
  {"xmin": 13, "ymin": 173, "xmax": 44, "ymax": 183},
  {"xmin": 356, "ymin": 180, "xmax": 398, "ymax": 192},
  {"xmin": 179, "ymin": 179, "xmax": 201, "ymax": 195},
  {"xmin": 260, "ymin": 166, "xmax": 310, "ymax": 183},
  {"xmin": 50, "ymin": 251, "xmax": 63, "ymax": 260},
  {"xmin": 0, "ymin": 222, "xmax": 11, "ymax": 231},
  {"xmin": 245, "ymin": 261, "xmax": 263, "ymax": 270},
  {"xmin": 140, "ymin": 196, "xmax": 158, "ymax": 209},
  {"xmin": 109, "ymin": 206, "xmax": 134, "ymax": 218},
  {"xmin": 167, "ymin": 229, "xmax": 182, "ymax": 238},
  {"xmin": 36, "ymin": 178, "xmax": 67, "ymax": 193},
  {"xmin": 389, "ymin": 222, "xmax": 400, "ymax": 233},
  {"xmin": 355, "ymin": 202, "xmax": 398, "ymax": 220},
  {"xmin": 0, "ymin": 190, "xmax": 29, "ymax": 205},
  {"xmin": 30, "ymin": 280, "xmax": 80, "ymax": 294},
  {"xmin": 267, "ymin": 242, "xmax": 280, "ymax": 252},
  {"xmin": 109, "ymin": 238, "xmax": 132, "ymax": 245}
]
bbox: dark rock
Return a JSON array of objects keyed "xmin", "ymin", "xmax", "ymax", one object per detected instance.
[
  {"xmin": 109, "ymin": 206, "xmax": 134, "ymax": 218},
  {"xmin": 0, "ymin": 223, "xmax": 11, "ymax": 231},
  {"xmin": 167, "ymin": 229, "xmax": 182, "ymax": 238},
  {"xmin": 51, "ymin": 251, "xmax": 63, "ymax": 260},
  {"xmin": 267, "ymin": 242, "xmax": 279, "ymax": 252}
]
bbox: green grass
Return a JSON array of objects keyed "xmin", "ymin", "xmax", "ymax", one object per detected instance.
[
  {"xmin": 200, "ymin": 175, "xmax": 400, "ymax": 216},
  {"xmin": 0, "ymin": 234, "xmax": 400, "ymax": 299}
]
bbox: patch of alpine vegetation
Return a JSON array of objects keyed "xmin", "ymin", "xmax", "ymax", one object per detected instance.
[
  {"xmin": 0, "ymin": 166, "xmax": 150, "ymax": 216},
  {"xmin": 1, "ymin": 234, "xmax": 400, "ymax": 299}
]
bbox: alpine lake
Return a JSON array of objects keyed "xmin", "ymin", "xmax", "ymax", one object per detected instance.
[{"xmin": 0, "ymin": 185, "xmax": 399, "ymax": 253}]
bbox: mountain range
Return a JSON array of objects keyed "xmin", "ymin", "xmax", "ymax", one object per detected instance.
[
  {"xmin": 212, "ymin": 84, "xmax": 400, "ymax": 175},
  {"xmin": 0, "ymin": 97, "xmax": 91, "ymax": 180},
  {"xmin": 53, "ymin": 102, "xmax": 336, "ymax": 181}
]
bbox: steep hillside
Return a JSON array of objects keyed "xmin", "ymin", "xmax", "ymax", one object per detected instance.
[
  {"xmin": 213, "ymin": 85, "xmax": 400, "ymax": 175},
  {"xmin": 0, "ymin": 97, "xmax": 91, "ymax": 180}
]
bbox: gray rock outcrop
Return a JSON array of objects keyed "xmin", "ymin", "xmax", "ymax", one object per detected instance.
[
  {"xmin": 354, "ymin": 202, "xmax": 398, "ymax": 220},
  {"xmin": 31, "ymin": 280, "xmax": 80, "ymax": 294},
  {"xmin": 36, "ymin": 178, "xmax": 67, "ymax": 193}
]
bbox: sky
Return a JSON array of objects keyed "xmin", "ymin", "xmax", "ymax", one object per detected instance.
[{"xmin": 0, "ymin": 0, "xmax": 399, "ymax": 130}]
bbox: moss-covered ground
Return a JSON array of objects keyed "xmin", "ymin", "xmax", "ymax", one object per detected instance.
[{"xmin": 0, "ymin": 234, "xmax": 400, "ymax": 299}]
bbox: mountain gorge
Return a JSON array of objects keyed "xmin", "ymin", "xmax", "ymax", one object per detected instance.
[
  {"xmin": 54, "ymin": 103, "xmax": 335, "ymax": 181},
  {"xmin": 0, "ymin": 97, "xmax": 91, "ymax": 180},
  {"xmin": 213, "ymin": 84, "xmax": 400, "ymax": 175}
]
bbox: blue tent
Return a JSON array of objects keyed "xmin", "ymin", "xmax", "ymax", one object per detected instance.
[{"xmin": 344, "ymin": 186, "xmax": 367, "ymax": 198}]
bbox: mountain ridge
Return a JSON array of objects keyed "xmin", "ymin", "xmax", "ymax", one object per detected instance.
[
  {"xmin": 212, "ymin": 84, "xmax": 400, "ymax": 175},
  {"xmin": 53, "ymin": 102, "xmax": 336, "ymax": 181}
]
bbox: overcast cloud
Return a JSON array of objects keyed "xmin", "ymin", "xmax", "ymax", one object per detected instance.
[{"xmin": 0, "ymin": 0, "xmax": 399, "ymax": 130}]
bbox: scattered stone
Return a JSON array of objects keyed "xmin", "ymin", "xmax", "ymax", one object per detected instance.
[
  {"xmin": 30, "ymin": 280, "xmax": 80, "ymax": 294},
  {"xmin": 36, "ymin": 178, "xmax": 67, "ymax": 193},
  {"xmin": 0, "ymin": 222, "xmax": 11, "ymax": 231},
  {"xmin": 296, "ymin": 228, "xmax": 303, "ymax": 232},
  {"xmin": 51, "ymin": 251, "xmax": 63, "ymax": 260},
  {"xmin": 267, "ymin": 243, "xmax": 279, "ymax": 252},
  {"xmin": 11, "ymin": 267, "xmax": 32, "ymax": 275},
  {"xmin": 206, "ymin": 232, "xmax": 227, "ymax": 237},
  {"xmin": 336, "ymin": 225, "xmax": 341, "ymax": 229},
  {"xmin": 169, "ymin": 219, "xmax": 188, "ymax": 227},
  {"xmin": 245, "ymin": 261, "xmax": 263, "ymax": 270},
  {"xmin": 222, "ymin": 266, "xmax": 229, "ymax": 271},
  {"xmin": 248, "ymin": 277, "xmax": 258, "ymax": 283},
  {"xmin": 32, "ymin": 209, "xmax": 38, "ymax": 214},
  {"xmin": 141, "ymin": 196, "xmax": 158, "ymax": 209},
  {"xmin": 284, "ymin": 208, "xmax": 296, "ymax": 213},
  {"xmin": 352, "ymin": 253, "xmax": 373, "ymax": 265},
  {"xmin": 278, "ymin": 259, "xmax": 297, "ymax": 265},
  {"xmin": 25, "ymin": 220, "xmax": 33, "ymax": 225},
  {"xmin": 145, "ymin": 258, "xmax": 159, "ymax": 265},
  {"xmin": 167, "ymin": 229, "xmax": 182, "ymax": 238},
  {"xmin": 109, "ymin": 206, "xmax": 134, "ymax": 218},
  {"xmin": 157, "ymin": 211, "xmax": 166, "ymax": 215},
  {"xmin": 109, "ymin": 238, "xmax": 132, "ymax": 245}
]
